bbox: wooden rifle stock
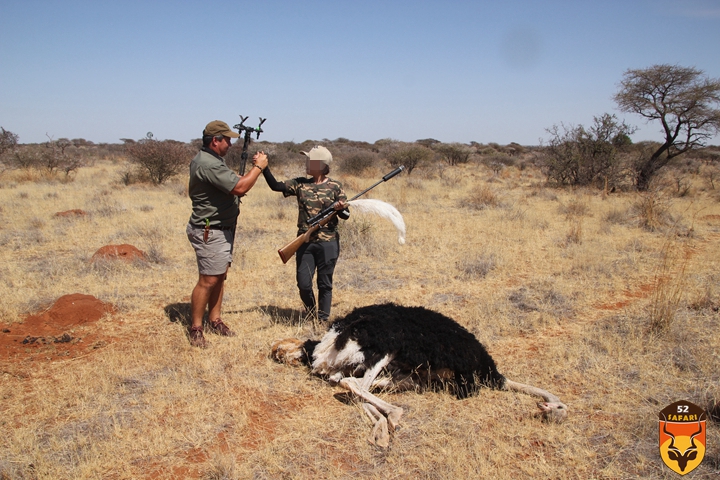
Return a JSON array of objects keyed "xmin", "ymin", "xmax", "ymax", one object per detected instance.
[{"xmin": 277, "ymin": 212, "xmax": 338, "ymax": 264}]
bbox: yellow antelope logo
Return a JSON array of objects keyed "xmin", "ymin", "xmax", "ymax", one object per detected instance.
[{"xmin": 659, "ymin": 401, "xmax": 706, "ymax": 475}]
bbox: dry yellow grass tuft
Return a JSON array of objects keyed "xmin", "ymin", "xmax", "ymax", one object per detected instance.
[{"xmin": 1, "ymin": 159, "xmax": 719, "ymax": 478}]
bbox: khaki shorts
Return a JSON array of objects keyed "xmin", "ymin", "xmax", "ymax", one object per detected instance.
[{"xmin": 186, "ymin": 223, "xmax": 235, "ymax": 275}]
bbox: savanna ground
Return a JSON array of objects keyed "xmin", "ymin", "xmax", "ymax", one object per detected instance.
[{"xmin": 1, "ymin": 155, "xmax": 719, "ymax": 479}]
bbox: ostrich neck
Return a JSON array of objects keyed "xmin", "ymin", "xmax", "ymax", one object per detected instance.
[{"xmin": 502, "ymin": 379, "xmax": 561, "ymax": 403}]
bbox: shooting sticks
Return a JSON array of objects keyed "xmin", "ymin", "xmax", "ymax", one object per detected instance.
[{"xmin": 233, "ymin": 115, "xmax": 266, "ymax": 176}]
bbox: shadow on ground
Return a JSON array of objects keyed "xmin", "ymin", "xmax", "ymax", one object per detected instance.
[
  {"xmin": 252, "ymin": 305, "xmax": 309, "ymax": 325},
  {"xmin": 164, "ymin": 303, "xmax": 193, "ymax": 329},
  {"xmin": 163, "ymin": 303, "xmax": 316, "ymax": 328}
]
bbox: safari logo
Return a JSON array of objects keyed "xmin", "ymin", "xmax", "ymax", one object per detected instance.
[{"xmin": 659, "ymin": 400, "xmax": 706, "ymax": 475}]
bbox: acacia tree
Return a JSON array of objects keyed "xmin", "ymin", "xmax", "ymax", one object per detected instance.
[
  {"xmin": 38, "ymin": 136, "xmax": 79, "ymax": 174},
  {"xmin": 387, "ymin": 144, "xmax": 433, "ymax": 174},
  {"xmin": 614, "ymin": 64, "xmax": 720, "ymax": 190},
  {"xmin": 0, "ymin": 127, "xmax": 18, "ymax": 156},
  {"xmin": 1, "ymin": 127, "xmax": 19, "ymax": 170},
  {"xmin": 433, "ymin": 142, "xmax": 473, "ymax": 166}
]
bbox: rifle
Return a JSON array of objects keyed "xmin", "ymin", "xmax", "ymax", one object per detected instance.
[
  {"xmin": 233, "ymin": 115, "xmax": 266, "ymax": 175},
  {"xmin": 277, "ymin": 165, "xmax": 405, "ymax": 263}
]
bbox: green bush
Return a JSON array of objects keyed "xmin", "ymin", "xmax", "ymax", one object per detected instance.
[
  {"xmin": 339, "ymin": 150, "xmax": 378, "ymax": 175},
  {"xmin": 125, "ymin": 136, "xmax": 192, "ymax": 185},
  {"xmin": 482, "ymin": 154, "xmax": 515, "ymax": 174},
  {"xmin": 433, "ymin": 143, "xmax": 473, "ymax": 166},
  {"xmin": 542, "ymin": 113, "xmax": 635, "ymax": 188},
  {"xmin": 387, "ymin": 145, "xmax": 432, "ymax": 175}
]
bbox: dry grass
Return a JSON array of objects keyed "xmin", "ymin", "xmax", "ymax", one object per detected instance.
[
  {"xmin": 1, "ymin": 160, "xmax": 720, "ymax": 479},
  {"xmin": 646, "ymin": 234, "xmax": 690, "ymax": 336}
]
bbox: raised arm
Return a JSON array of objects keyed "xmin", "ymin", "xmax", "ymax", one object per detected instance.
[{"xmin": 262, "ymin": 165, "xmax": 288, "ymax": 193}]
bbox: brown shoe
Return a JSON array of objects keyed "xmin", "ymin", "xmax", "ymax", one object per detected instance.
[
  {"xmin": 189, "ymin": 326, "xmax": 207, "ymax": 348},
  {"xmin": 209, "ymin": 318, "xmax": 236, "ymax": 337}
]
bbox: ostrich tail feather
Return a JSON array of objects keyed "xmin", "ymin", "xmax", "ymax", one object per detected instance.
[{"xmin": 347, "ymin": 199, "xmax": 406, "ymax": 244}]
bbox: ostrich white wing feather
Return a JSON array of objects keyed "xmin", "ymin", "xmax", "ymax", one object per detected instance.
[{"xmin": 347, "ymin": 198, "xmax": 406, "ymax": 244}]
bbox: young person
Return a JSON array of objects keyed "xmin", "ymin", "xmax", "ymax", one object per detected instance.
[{"xmin": 262, "ymin": 146, "xmax": 349, "ymax": 322}]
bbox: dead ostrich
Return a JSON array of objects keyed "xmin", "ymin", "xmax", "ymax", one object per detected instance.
[{"xmin": 271, "ymin": 303, "xmax": 568, "ymax": 447}]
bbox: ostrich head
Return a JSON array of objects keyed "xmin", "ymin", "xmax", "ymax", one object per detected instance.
[
  {"xmin": 537, "ymin": 401, "xmax": 568, "ymax": 423},
  {"xmin": 271, "ymin": 338, "xmax": 319, "ymax": 367},
  {"xmin": 271, "ymin": 338, "xmax": 304, "ymax": 365}
]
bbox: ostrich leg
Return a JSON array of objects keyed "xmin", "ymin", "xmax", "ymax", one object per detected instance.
[
  {"xmin": 340, "ymin": 376, "xmax": 404, "ymax": 432},
  {"xmin": 340, "ymin": 377, "xmax": 404, "ymax": 429},
  {"xmin": 359, "ymin": 353, "xmax": 393, "ymax": 390},
  {"xmin": 339, "ymin": 354, "xmax": 403, "ymax": 447}
]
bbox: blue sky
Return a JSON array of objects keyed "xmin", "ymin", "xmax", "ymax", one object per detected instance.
[{"xmin": 1, "ymin": 0, "xmax": 719, "ymax": 145}]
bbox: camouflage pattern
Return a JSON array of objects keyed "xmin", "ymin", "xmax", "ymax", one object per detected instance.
[{"xmin": 284, "ymin": 177, "xmax": 347, "ymax": 242}]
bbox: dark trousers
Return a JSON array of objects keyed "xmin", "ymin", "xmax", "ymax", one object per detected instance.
[{"xmin": 296, "ymin": 239, "xmax": 339, "ymax": 320}]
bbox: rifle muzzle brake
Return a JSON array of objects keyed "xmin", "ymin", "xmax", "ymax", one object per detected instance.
[{"xmin": 383, "ymin": 165, "xmax": 405, "ymax": 181}]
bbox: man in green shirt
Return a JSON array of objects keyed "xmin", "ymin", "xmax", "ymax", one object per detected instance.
[{"xmin": 186, "ymin": 120, "xmax": 268, "ymax": 348}]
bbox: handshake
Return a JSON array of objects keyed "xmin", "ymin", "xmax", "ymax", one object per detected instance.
[{"xmin": 251, "ymin": 151, "xmax": 269, "ymax": 172}]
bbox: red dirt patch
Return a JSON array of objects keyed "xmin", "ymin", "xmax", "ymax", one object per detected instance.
[
  {"xmin": 238, "ymin": 390, "xmax": 307, "ymax": 450},
  {"xmin": 595, "ymin": 282, "xmax": 656, "ymax": 310},
  {"xmin": 0, "ymin": 293, "xmax": 116, "ymax": 363},
  {"xmin": 55, "ymin": 209, "xmax": 88, "ymax": 217},
  {"xmin": 700, "ymin": 214, "xmax": 720, "ymax": 222},
  {"xmin": 91, "ymin": 244, "xmax": 146, "ymax": 262}
]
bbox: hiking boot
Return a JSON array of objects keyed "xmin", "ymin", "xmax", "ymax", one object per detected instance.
[
  {"xmin": 209, "ymin": 318, "xmax": 236, "ymax": 337},
  {"xmin": 189, "ymin": 326, "xmax": 207, "ymax": 348}
]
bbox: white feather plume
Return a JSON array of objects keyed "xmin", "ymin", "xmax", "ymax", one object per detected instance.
[{"xmin": 347, "ymin": 198, "xmax": 406, "ymax": 245}]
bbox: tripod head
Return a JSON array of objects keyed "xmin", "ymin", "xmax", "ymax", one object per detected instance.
[
  {"xmin": 233, "ymin": 115, "xmax": 267, "ymax": 176},
  {"xmin": 233, "ymin": 116, "xmax": 266, "ymax": 140}
]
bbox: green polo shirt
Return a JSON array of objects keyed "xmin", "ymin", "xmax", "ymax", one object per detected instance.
[{"xmin": 188, "ymin": 148, "xmax": 241, "ymax": 227}]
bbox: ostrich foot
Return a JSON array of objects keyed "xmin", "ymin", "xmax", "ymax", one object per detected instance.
[
  {"xmin": 363, "ymin": 403, "xmax": 390, "ymax": 448},
  {"xmin": 341, "ymin": 377, "xmax": 404, "ymax": 435},
  {"xmin": 386, "ymin": 406, "xmax": 403, "ymax": 432}
]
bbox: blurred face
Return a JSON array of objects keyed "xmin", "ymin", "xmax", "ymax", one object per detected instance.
[{"xmin": 306, "ymin": 159, "xmax": 326, "ymax": 175}]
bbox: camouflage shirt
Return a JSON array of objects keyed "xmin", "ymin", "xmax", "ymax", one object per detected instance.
[{"xmin": 283, "ymin": 177, "xmax": 347, "ymax": 242}]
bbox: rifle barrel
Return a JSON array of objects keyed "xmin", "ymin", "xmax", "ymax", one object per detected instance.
[
  {"xmin": 382, "ymin": 165, "xmax": 405, "ymax": 182},
  {"xmin": 348, "ymin": 165, "xmax": 405, "ymax": 201},
  {"xmin": 306, "ymin": 166, "xmax": 405, "ymax": 225}
]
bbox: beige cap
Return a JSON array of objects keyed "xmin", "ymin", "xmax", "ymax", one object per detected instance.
[
  {"xmin": 203, "ymin": 120, "xmax": 240, "ymax": 138},
  {"xmin": 301, "ymin": 145, "xmax": 333, "ymax": 165}
]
